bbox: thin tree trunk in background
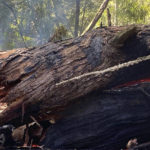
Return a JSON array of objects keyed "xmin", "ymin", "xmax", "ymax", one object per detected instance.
[
  {"xmin": 80, "ymin": 1, "xmax": 87, "ymax": 35},
  {"xmin": 2, "ymin": 1, "xmax": 28, "ymax": 48},
  {"xmin": 74, "ymin": 0, "xmax": 80, "ymax": 37},
  {"xmin": 82, "ymin": 0, "xmax": 110, "ymax": 35},
  {"xmin": 51, "ymin": 0, "xmax": 59, "ymax": 27},
  {"xmin": 107, "ymin": 8, "xmax": 111, "ymax": 26},
  {"xmin": 115, "ymin": 0, "xmax": 118, "ymax": 26}
]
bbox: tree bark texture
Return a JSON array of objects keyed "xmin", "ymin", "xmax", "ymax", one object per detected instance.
[{"xmin": 0, "ymin": 25, "xmax": 150, "ymax": 127}]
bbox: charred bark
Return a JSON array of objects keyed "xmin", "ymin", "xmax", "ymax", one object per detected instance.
[
  {"xmin": 0, "ymin": 25, "xmax": 150, "ymax": 127},
  {"xmin": 42, "ymin": 82, "xmax": 150, "ymax": 150}
]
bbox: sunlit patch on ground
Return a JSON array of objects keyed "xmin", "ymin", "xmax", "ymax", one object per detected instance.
[{"xmin": 0, "ymin": 102, "xmax": 7, "ymax": 113}]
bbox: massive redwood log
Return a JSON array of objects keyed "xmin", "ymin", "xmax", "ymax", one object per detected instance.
[{"xmin": 0, "ymin": 25, "xmax": 150, "ymax": 126}]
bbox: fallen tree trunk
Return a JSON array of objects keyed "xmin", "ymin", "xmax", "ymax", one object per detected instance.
[
  {"xmin": 0, "ymin": 25, "xmax": 150, "ymax": 126},
  {"xmin": 42, "ymin": 82, "xmax": 150, "ymax": 150}
]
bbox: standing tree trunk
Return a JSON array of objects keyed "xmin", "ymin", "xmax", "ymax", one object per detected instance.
[
  {"xmin": 115, "ymin": 0, "xmax": 118, "ymax": 26},
  {"xmin": 107, "ymin": 8, "xmax": 111, "ymax": 26},
  {"xmin": 82, "ymin": 0, "xmax": 110, "ymax": 35},
  {"xmin": 80, "ymin": 0, "xmax": 87, "ymax": 34},
  {"xmin": 2, "ymin": 1, "xmax": 27, "ymax": 48},
  {"xmin": 51, "ymin": 0, "xmax": 60, "ymax": 27},
  {"xmin": 74, "ymin": 0, "xmax": 80, "ymax": 37}
]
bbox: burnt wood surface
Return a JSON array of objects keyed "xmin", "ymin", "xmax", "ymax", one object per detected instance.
[
  {"xmin": 0, "ymin": 25, "xmax": 150, "ymax": 126},
  {"xmin": 42, "ymin": 82, "xmax": 150, "ymax": 150}
]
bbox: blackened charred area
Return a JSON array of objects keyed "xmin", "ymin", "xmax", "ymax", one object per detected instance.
[
  {"xmin": 3, "ymin": 101, "xmax": 42, "ymax": 127},
  {"xmin": 107, "ymin": 58, "xmax": 150, "ymax": 88},
  {"xmin": 42, "ymin": 83, "xmax": 150, "ymax": 150},
  {"xmin": 44, "ymin": 51, "xmax": 62, "ymax": 69},
  {"xmin": 122, "ymin": 33, "xmax": 150, "ymax": 61},
  {"xmin": 82, "ymin": 36, "xmax": 103, "ymax": 68}
]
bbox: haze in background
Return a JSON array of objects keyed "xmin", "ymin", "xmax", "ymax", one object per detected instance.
[{"xmin": 0, "ymin": 0, "xmax": 149, "ymax": 50}]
